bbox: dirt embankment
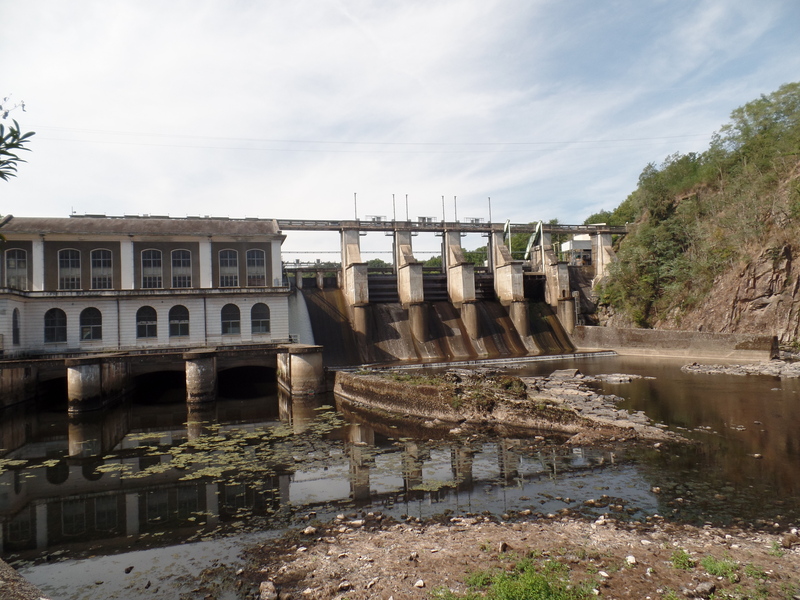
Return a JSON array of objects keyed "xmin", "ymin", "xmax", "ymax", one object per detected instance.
[
  {"xmin": 334, "ymin": 368, "xmax": 676, "ymax": 444},
  {"xmin": 240, "ymin": 511, "xmax": 800, "ymax": 600}
]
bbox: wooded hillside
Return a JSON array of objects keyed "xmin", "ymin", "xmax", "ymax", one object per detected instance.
[{"xmin": 589, "ymin": 82, "xmax": 800, "ymax": 343}]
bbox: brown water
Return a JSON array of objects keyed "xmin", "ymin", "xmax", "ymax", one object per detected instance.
[{"xmin": 3, "ymin": 354, "xmax": 799, "ymax": 599}]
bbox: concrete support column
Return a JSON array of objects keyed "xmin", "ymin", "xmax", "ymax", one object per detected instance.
[
  {"xmin": 491, "ymin": 232, "xmax": 524, "ymax": 303},
  {"xmin": 508, "ymin": 301, "xmax": 530, "ymax": 338},
  {"xmin": 402, "ymin": 442, "xmax": 427, "ymax": 492},
  {"xmin": 125, "ymin": 493, "xmax": 140, "ymax": 536},
  {"xmin": 544, "ymin": 251, "xmax": 570, "ymax": 308},
  {"xmin": 394, "ymin": 230, "xmax": 423, "ymax": 306},
  {"xmin": 558, "ymin": 297, "xmax": 576, "ymax": 334},
  {"xmin": 451, "ymin": 444, "xmax": 475, "ymax": 491},
  {"xmin": 271, "ymin": 239, "xmax": 283, "ymax": 287},
  {"xmin": 184, "ymin": 351, "xmax": 217, "ymax": 403},
  {"xmin": 199, "ymin": 239, "xmax": 213, "ymax": 288},
  {"xmin": 277, "ymin": 346, "xmax": 325, "ymax": 395},
  {"xmin": 591, "ymin": 232, "xmax": 616, "ymax": 285},
  {"xmin": 120, "ymin": 238, "xmax": 134, "ymax": 289},
  {"xmin": 316, "ymin": 270, "xmax": 324, "ymax": 290},
  {"xmin": 35, "ymin": 503, "xmax": 48, "ymax": 549},
  {"xmin": 32, "ymin": 237, "xmax": 45, "ymax": 291},
  {"xmin": 187, "ymin": 401, "xmax": 217, "ymax": 440},
  {"xmin": 408, "ymin": 302, "xmax": 428, "ymax": 343},
  {"xmin": 0, "ymin": 366, "xmax": 37, "ymax": 409},
  {"xmin": 341, "ymin": 229, "xmax": 369, "ymax": 307},
  {"xmin": 460, "ymin": 301, "xmax": 481, "ymax": 341},
  {"xmin": 444, "ymin": 231, "xmax": 475, "ymax": 305},
  {"xmin": 66, "ymin": 358, "xmax": 105, "ymax": 413},
  {"xmin": 68, "ymin": 414, "xmax": 103, "ymax": 457}
]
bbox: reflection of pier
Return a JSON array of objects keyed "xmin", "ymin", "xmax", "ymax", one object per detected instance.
[{"xmin": 0, "ymin": 391, "xmax": 625, "ymax": 557}]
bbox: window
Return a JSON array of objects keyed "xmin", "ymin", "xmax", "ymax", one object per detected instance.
[
  {"xmin": 79, "ymin": 307, "xmax": 102, "ymax": 340},
  {"xmin": 61, "ymin": 499, "xmax": 87, "ymax": 536},
  {"xmin": 136, "ymin": 306, "xmax": 158, "ymax": 338},
  {"xmin": 141, "ymin": 249, "xmax": 163, "ymax": 289},
  {"xmin": 44, "ymin": 308, "xmax": 67, "ymax": 343},
  {"xmin": 90, "ymin": 249, "xmax": 113, "ymax": 289},
  {"xmin": 5, "ymin": 249, "xmax": 28, "ymax": 290},
  {"xmin": 58, "ymin": 249, "xmax": 81, "ymax": 290},
  {"xmin": 221, "ymin": 303, "xmax": 240, "ymax": 334},
  {"xmin": 219, "ymin": 250, "xmax": 238, "ymax": 287},
  {"xmin": 94, "ymin": 496, "xmax": 118, "ymax": 532},
  {"xmin": 251, "ymin": 303, "xmax": 270, "ymax": 334},
  {"xmin": 246, "ymin": 249, "xmax": 266, "ymax": 287},
  {"xmin": 12, "ymin": 308, "xmax": 20, "ymax": 345},
  {"xmin": 171, "ymin": 249, "xmax": 192, "ymax": 288},
  {"xmin": 169, "ymin": 305, "xmax": 190, "ymax": 337}
]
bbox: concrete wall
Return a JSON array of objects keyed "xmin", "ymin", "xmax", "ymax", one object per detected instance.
[
  {"xmin": 1, "ymin": 294, "xmax": 290, "ymax": 356},
  {"xmin": 572, "ymin": 325, "xmax": 778, "ymax": 360}
]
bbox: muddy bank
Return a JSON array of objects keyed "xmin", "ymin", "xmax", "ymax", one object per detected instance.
[
  {"xmin": 334, "ymin": 368, "xmax": 677, "ymax": 443},
  {"xmin": 238, "ymin": 511, "xmax": 799, "ymax": 600},
  {"xmin": 682, "ymin": 359, "xmax": 800, "ymax": 378},
  {"xmin": 0, "ymin": 558, "xmax": 46, "ymax": 600}
]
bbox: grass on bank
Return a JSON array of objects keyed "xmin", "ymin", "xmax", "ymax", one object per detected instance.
[{"xmin": 430, "ymin": 557, "xmax": 595, "ymax": 600}]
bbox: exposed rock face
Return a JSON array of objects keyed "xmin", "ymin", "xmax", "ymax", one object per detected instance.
[{"xmin": 653, "ymin": 244, "xmax": 800, "ymax": 343}]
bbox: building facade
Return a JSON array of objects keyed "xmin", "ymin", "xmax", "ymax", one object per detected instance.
[{"xmin": 0, "ymin": 215, "xmax": 290, "ymax": 357}]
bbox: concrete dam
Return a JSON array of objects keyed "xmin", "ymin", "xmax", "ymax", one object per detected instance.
[{"xmin": 292, "ymin": 283, "xmax": 574, "ymax": 367}]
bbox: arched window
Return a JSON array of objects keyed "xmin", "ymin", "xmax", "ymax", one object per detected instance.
[
  {"xmin": 90, "ymin": 249, "xmax": 113, "ymax": 289},
  {"xmin": 79, "ymin": 307, "xmax": 102, "ymax": 340},
  {"xmin": 251, "ymin": 303, "xmax": 270, "ymax": 334},
  {"xmin": 141, "ymin": 249, "xmax": 163, "ymax": 289},
  {"xmin": 58, "ymin": 249, "xmax": 81, "ymax": 290},
  {"xmin": 169, "ymin": 305, "xmax": 190, "ymax": 337},
  {"xmin": 219, "ymin": 250, "xmax": 238, "ymax": 287},
  {"xmin": 246, "ymin": 249, "xmax": 266, "ymax": 287},
  {"xmin": 44, "ymin": 308, "xmax": 67, "ymax": 343},
  {"xmin": 5, "ymin": 249, "xmax": 28, "ymax": 290},
  {"xmin": 171, "ymin": 249, "xmax": 192, "ymax": 288},
  {"xmin": 12, "ymin": 308, "xmax": 20, "ymax": 345},
  {"xmin": 220, "ymin": 303, "xmax": 240, "ymax": 334},
  {"xmin": 136, "ymin": 306, "xmax": 158, "ymax": 338}
]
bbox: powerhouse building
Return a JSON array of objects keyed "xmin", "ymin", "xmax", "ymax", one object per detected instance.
[{"xmin": 0, "ymin": 215, "xmax": 290, "ymax": 357}]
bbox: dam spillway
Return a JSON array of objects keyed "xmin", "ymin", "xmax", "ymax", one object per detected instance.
[{"xmin": 295, "ymin": 282, "xmax": 574, "ymax": 367}]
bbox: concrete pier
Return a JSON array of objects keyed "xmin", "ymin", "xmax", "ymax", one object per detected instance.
[
  {"xmin": 66, "ymin": 357, "xmax": 129, "ymax": 413},
  {"xmin": 394, "ymin": 230, "xmax": 424, "ymax": 306},
  {"xmin": 184, "ymin": 351, "xmax": 218, "ymax": 403},
  {"xmin": 277, "ymin": 346, "xmax": 326, "ymax": 395}
]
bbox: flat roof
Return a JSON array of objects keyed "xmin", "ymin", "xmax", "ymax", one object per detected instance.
[{"xmin": 0, "ymin": 215, "xmax": 283, "ymax": 237}]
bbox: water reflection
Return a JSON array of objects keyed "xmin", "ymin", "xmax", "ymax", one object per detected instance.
[{"xmin": 3, "ymin": 355, "xmax": 800, "ymax": 577}]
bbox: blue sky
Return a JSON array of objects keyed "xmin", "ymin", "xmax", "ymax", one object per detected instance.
[{"xmin": 2, "ymin": 0, "xmax": 799, "ymax": 257}]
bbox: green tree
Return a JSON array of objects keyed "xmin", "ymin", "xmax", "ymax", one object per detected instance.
[
  {"xmin": 1, "ymin": 96, "xmax": 35, "ymax": 181},
  {"xmin": 0, "ymin": 119, "xmax": 35, "ymax": 181}
]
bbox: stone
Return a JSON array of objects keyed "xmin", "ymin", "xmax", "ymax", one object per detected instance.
[
  {"xmin": 414, "ymin": 579, "xmax": 425, "ymax": 588},
  {"xmin": 302, "ymin": 526, "xmax": 317, "ymax": 535},
  {"xmin": 625, "ymin": 555, "xmax": 637, "ymax": 565},
  {"xmin": 259, "ymin": 580, "xmax": 278, "ymax": 600},
  {"xmin": 338, "ymin": 580, "xmax": 353, "ymax": 591},
  {"xmin": 694, "ymin": 581, "xmax": 716, "ymax": 597}
]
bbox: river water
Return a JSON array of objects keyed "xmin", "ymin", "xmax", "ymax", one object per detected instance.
[{"xmin": 2, "ymin": 355, "xmax": 798, "ymax": 599}]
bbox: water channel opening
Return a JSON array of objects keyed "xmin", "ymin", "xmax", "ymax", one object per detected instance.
[
  {"xmin": 218, "ymin": 366, "xmax": 277, "ymax": 399},
  {"xmin": 131, "ymin": 371, "xmax": 185, "ymax": 404}
]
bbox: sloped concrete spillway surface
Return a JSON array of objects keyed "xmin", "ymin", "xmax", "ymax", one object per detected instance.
[{"xmin": 297, "ymin": 287, "xmax": 574, "ymax": 366}]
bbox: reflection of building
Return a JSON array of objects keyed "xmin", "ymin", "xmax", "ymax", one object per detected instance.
[{"xmin": 0, "ymin": 215, "xmax": 289, "ymax": 357}]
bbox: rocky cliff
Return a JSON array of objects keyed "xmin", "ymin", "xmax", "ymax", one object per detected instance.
[{"xmin": 653, "ymin": 243, "xmax": 800, "ymax": 344}]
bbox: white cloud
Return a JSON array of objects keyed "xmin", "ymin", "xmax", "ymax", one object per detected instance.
[{"xmin": 1, "ymin": 0, "xmax": 799, "ymax": 256}]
